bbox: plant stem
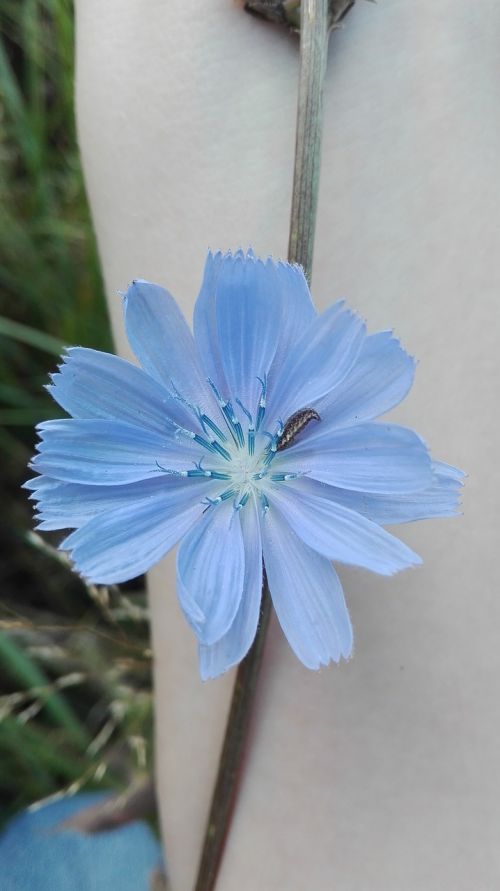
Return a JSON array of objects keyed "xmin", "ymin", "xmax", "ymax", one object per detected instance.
[
  {"xmin": 193, "ymin": 3, "xmax": 330, "ymax": 889},
  {"xmin": 193, "ymin": 582, "xmax": 272, "ymax": 891},
  {"xmin": 288, "ymin": 0, "xmax": 330, "ymax": 277}
]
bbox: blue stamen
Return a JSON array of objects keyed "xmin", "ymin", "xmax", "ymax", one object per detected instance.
[
  {"xmin": 191, "ymin": 459, "xmax": 230, "ymax": 479},
  {"xmin": 208, "ymin": 378, "xmax": 240, "ymax": 447},
  {"xmin": 263, "ymin": 450, "xmax": 277, "ymax": 468},
  {"xmin": 176, "ymin": 425, "xmax": 221, "ymax": 457},
  {"xmin": 256, "ymin": 375, "xmax": 267, "ymax": 432},
  {"xmin": 260, "ymin": 493, "xmax": 270, "ymax": 515},
  {"xmin": 174, "ymin": 424, "xmax": 196, "ymax": 441},
  {"xmin": 234, "ymin": 491, "xmax": 250, "ymax": 511},
  {"xmin": 155, "ymin": 461, "xmax": 187, "ymax": 476},
  {"xmin": 269, "ymin": 472, "xmax": 300, "ymax": 482},
  {"xmin": 248, "ymin": 428, "xmax": 255, "ymax": 456},
  {"xmin": 192, "ymin": 433, "xmax": 220, "ymax": 455},
  {"xmin": 236, "ymin": 399, "xmax": 255, "ymax": 455},
  {"xmin": 219, "ymin": 487, "xmax": 237, "ymax": 501},
  {"xmin": 261, "ymin": 419, "xmax": 284, "ymax": 466},
  {"xmin": 170, "ymin": 381, "xmax": 201, "ymax": 423},
  {"xmin": 199, "ymin": 413, "xmax": 228, "ymax": 443},
  {"xmin": 202, "ymin": 498, "xmax": 217, "ymax": 513},
  {"xmin": 202, "ymin": 487, "xmax": 236, "ymax": 512},
  {"xmin": 235, "ymin": 398, "xmax": 252, "ymax": 425},
  {"xmin": 211, "ymin": 440, "xmax": 232, "ymax": 461},
  {"xmin": 197, "ymin": 412, "xmax": 208, "ymax": 435},
  {"xmin": 207, "ymin": 378, "xmax": 225, "ymax": 407},
  {"xmin": 252, "ymin": 470, "xmax": 268, "ymax": 481},
  {"xmin": 222, "ymin": 402, "xmax": 245, "ymax": 448},
  {"xmin": 262, "ymin": 430, "xmax": 279, "ymax": 467},
  {"xmin": 177, "ymin": 425, "xmax": 230, "ymax": 460}
]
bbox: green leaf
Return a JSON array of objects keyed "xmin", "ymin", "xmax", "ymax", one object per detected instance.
[
  {"xmin": 0, "ymin": 315, "xmax": 64, "ymax": 355},
  {"xmin": 0, "ymin": 633, "xmax": 90, "ymax": 749}
]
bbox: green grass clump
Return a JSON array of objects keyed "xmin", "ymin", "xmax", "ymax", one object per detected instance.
[
  {"xmin": 0, "ymin": 2, "xmax": 153, "ymax": 825},
  {"xmin": 0, "ymin": 0, "xmax": 111, "ymax": 434}
]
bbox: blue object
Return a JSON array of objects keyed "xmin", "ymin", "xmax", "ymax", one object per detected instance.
[
  {"xmin": 0, "ymin": 793, "xmax": 163, "ymax": 891},
  {"xmin": 25, "ymin": 249, "xmax": 463, "ymax": 678}
]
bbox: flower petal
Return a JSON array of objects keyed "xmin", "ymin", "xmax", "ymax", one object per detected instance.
[
  {"xmin": 199, "ymin": 495, "xmax": 263, "ymax": 680},
  {"xmin": 268, "ymin": 477, "xmax": 422, "ymax": 575},
  {"xmin": 314, "ymin": 330, "xmax": 416, "ymax": 429},
  {"xmin": 214, "ymin": 255, "xmax": 282, "ymax": 411},
  {"xmin": 309, "ymin": 461, "xmax": 464, "ymax": 526},
  {"xmin": 193, "ymin": 250, "xmax": 226, "ymax": 392},
  {"xmin": 47, "ymin": 347, "xmax": 190, "ymax": 431},
  {"xmin": 177, "ymin": 500, "xmax": 245, "ymax": 646},
  {"xmin": 60, "ymin": 478, "xmax": 210, "ymax": 584},
  {"xmin": 194, "ymin": 252, "xmax": 316, "ymax": 414},
  {"xmin": 261, "ymin": 506, "xmax": 352, "ymax": 668},
  {"xmin": 268, "ymin": 261, "xmax": 316, "ymax": 361},
  {"xmin": 123, "ymin": 279, "xmax": 214, "ymax": 415},
  {"xmin": 266, "ymin": 302, "xmax": 366, "ymax": 426},
  {"xmin": 24, "ymin": 475, "xmax": 215, "ymax": 532},
  {"xmin": 31, "ymin": 418, "xmax": 202, "ymax": 485},
  {"xmin": 281, "ymin": 422, "xmax": 432, "ymax": 493}
]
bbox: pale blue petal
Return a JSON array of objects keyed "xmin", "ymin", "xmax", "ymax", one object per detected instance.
[
  {"xmin": 281, "ymin": 422, "xmax": 432, "ymax": 493},
  {"xmin": 268, "ymin": 261, "xmax": 316, "ymax": 366},
  {"xmin": 199, "ymin": 495, "xmax": 262, "ymax": 680},
  {"xmin": 24, "ymin": 475, "xmax": 216, "ymax": 532},
  {"xmin": 194, "ymin": 252, "xmax": 316, "ymax": 412},
  {"xmin": 123, "ymin": 279, "xmax": 215, "ymax": 415},
  {"xmin": 177, "ymin": 500, "xmax": 245, "ymax": 646},
  {"xmin": 261, "ymin": 506, "xmax": 352, "ymax": 667},
  {"xmin": 215, "ymin": 255, "xmax": 281, "ymax": 411},
  {"xmin": 268, "ymin": 477, "xmax": 422, "ymax": 575},
  {"xmin": 194, "ymin": 250, "xmax": 315, "ymax": 419},
  {"xmin": 266, "ymin": 302, "xmax": 366, "ymax": 426},
  {"xmin": 60, "ymin": 480, "xmax": 209, "ymax": 584},
  {"xmin": 47, "ymin": 347, "xmax": 190, "ymax": 431},
  {"xmin": 315, "ymin": 331, "xmax": 415, "ymax": 428},
  {"xmin": 32, "ymin": 418, "xmax": 202, "ymax": 485},
  {"xmin": 309, "ymin": 461, "xmax": 464, "ymax": 525},
  {"xmin": 431, "ymin": 461, "xmax": 466, "ymax": 483},
  {"xmin": 193, "ymin": 251, "xmax": 226, "ymax": 391}
]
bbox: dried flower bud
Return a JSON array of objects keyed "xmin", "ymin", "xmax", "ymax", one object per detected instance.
[{"xmin": 244, "ymin": 0, "xmax": 358, "ymax": 32}]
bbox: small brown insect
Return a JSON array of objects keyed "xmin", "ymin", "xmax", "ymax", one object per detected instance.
[{"xmin": 276, "ymin": 408, "xmax": 320, "ymax": 451}]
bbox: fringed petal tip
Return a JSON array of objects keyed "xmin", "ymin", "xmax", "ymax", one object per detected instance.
[
  {"xmin": 434, "ymin": 460, "xmax": 467, "ymax": 482},
  {"xmin": 21, "ymin": 476, "xmax": 39, "ymax": 492},
  {"xmin": 206, "ymin": 247, "xmax": 312, "ymax": 275}
]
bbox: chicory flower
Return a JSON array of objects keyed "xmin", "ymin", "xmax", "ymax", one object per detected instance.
[{"xmin": 26, "ymin": 250, "xmax": 463, "ymax": 679}]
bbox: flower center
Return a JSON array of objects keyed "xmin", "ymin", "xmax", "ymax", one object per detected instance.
[{"xmin": 161, "ymin": 377, "xmax": 319, "ymax": 514}]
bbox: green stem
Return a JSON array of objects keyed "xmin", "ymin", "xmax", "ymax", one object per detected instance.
[{"xmin": 193, "ymin": 3, "xmax": 331, "ymax": 888}]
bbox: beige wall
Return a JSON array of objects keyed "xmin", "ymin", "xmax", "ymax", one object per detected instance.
[{"xmin": 75, "ymin": 2, "xmax": 500, "ymax": 889}]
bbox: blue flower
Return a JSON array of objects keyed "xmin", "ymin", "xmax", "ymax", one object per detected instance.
[{"xmin": 26, "ymin": 250, "xmax": 463, "ymax": 679}]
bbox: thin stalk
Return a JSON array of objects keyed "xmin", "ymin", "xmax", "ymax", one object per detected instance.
[
  {"xmin": 194, "ymin": 582, "xmax": 272, "ymax": 891},
  {"xmin": 288, "ymin": 0, "xmax": 330, "ymax": 277},
  {"xmin": 193, "ymin": 3, "xmax": 330, "ymax": 889}
]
